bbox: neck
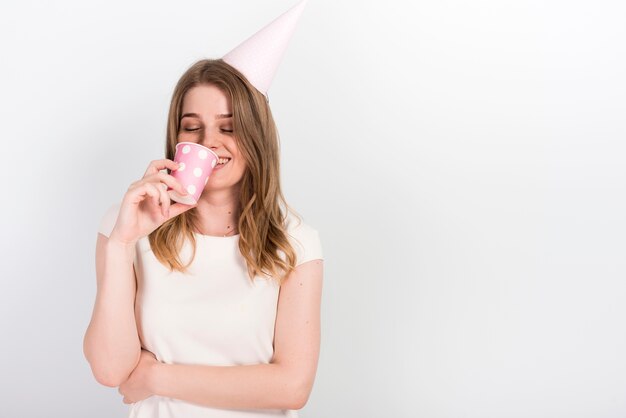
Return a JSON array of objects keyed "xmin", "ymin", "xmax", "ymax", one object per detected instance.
[{"xmin": 194, "ymin": 188, "xmax": 240, "ymax": 236}]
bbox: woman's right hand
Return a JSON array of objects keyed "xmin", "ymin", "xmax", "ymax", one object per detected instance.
[{"xmin": 108, "ymin": 159, "xmax": 196, "ymax": 245}]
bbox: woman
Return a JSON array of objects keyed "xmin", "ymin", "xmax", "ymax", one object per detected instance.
[{"xmin": 83, "ymin": 16, "xmax": 324, "ymax": 416}]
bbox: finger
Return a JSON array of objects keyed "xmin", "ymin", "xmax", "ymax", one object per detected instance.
[
  {"xmin": 143, "ymin": 183, "xmax": 162, "ymax": 211},
  {"xmin": 168, "ymin": 201, "xmax": 198, "ymax": 218},
  {"xmin": 145, "ymin": 171, "xmax": 188, "ymax": 196},
  {"xmin": 128, "ymin": 181, "xmax": 160, "ymax": 208},
  {"xmin": 155, "ymin": 181, "xmax": 170, "ymax": 217},
  {"xmin": 143, "ymin": 159, "xmax": 180, "ymax": 179}
]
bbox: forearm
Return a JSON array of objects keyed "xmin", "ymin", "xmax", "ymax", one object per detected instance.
[
  {"xmin": 150, "ymin": 362, "xmax": 305, "ymax": 410},
  {"xmin": 84, "ymin": 239, "xmax": 141, "ymax": 387}
]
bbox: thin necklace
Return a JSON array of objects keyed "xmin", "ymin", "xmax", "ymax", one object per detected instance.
[
  {"xmin": 195, "ymin": 209, "xmax": 239, "ymax": 237},
  {"xmin": 195, "ymin": 223, "xmax": 238, "ymax": 237},
  {"xmin": 222, "ymin": 225, "xmax": 238, "ymax": 237}
]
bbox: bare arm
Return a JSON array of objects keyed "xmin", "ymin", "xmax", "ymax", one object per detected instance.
[
  {"xmin": 151, "ymin": 362, "xmax": 301, "ymax": 410},
  {"xmin": 146, "ymin": 259, "xmax": 324, "ymax": 410},
  {"xmin": 83, "ymin": 233, "xmax": 141, "ymax": 387},
  {"xmin": 84, "ymin": 159, "xmax": 194, "ymax": 387}
]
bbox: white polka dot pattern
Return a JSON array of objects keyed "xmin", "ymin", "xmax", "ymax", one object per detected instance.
[{"xmin": 167, "ymin": 142, "xmax": 219, "ymax": 204}]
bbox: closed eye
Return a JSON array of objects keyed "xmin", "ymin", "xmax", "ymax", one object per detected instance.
[{"xmin": 182, "ymin": 128, "xmax": 232, "ymax": 133}]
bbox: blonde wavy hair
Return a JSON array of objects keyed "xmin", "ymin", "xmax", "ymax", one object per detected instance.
[{"xmin": 148, "ymin": 59, "xmax": 301, "ymax": 285}]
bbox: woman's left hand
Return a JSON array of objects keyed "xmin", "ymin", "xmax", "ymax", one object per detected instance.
[{"xmin": 118, "ymin": 349, "xmax": 159, "ymax": 404}]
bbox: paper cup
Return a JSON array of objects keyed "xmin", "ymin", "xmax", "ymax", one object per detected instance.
[{"xmin": 167, "ymin": 142, "xmax": 219, "ymax": 204}]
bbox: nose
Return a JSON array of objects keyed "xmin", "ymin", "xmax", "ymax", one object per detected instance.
[{"xmin": 200, "ymin": 127, "xmax": 221, "ymax": 151}]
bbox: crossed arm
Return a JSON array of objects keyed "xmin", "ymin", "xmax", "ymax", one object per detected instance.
[{"xmin": 118, "ymin": 259, "xmax": 324, "ymax": 411}]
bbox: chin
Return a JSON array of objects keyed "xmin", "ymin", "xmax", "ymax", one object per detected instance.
[{"xmin": 202, "ymin": 182, "xmax": 237, "ymax": 191}]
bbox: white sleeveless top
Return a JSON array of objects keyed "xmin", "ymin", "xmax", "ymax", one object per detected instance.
[{"xmin": 97, "ymin": 202, "xmax": 323, "ymax": 418}]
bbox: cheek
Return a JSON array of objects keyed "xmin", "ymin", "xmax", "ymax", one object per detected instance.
[{"xmin": 235, "ymin": 160, "xmax": 246, "ymax": 173}]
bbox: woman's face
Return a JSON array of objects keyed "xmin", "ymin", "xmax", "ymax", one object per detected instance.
[{"xmin": 177, "ymin": 84, "xmax": 246, "ymax": 194}]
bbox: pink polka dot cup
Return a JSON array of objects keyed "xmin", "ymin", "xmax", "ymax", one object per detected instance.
[{"xmin": 167, "ymin": 142, "xmax": 219, "ymax": 204}]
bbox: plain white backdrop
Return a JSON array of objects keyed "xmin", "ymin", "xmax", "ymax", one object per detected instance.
[{"xmin": 1, "ymin": 0, "xmax": 625, "ymax": 417}]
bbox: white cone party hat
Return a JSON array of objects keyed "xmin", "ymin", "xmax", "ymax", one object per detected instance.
[{"xmin": 222, "ymin": 0, "xmax": 308, "ymax": 97}]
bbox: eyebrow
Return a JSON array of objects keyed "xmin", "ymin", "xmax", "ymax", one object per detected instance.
[{"xmin": 180, "ymin": 112, "xmax": 232, "ymax": 120}]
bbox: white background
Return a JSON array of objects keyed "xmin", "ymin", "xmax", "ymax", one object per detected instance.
[{"xmin": 1, "ymin": 0, "xmax": 625, "ymax": 417}]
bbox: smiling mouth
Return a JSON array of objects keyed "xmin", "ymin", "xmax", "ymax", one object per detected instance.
[{"xmin": 215, "ymin": 157, "xmax": 231, "ymax": 168}]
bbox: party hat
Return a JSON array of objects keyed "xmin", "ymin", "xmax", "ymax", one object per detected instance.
[{"xmin": 222, "ymin": 0, "xmax": 308, "ymax": 97}]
